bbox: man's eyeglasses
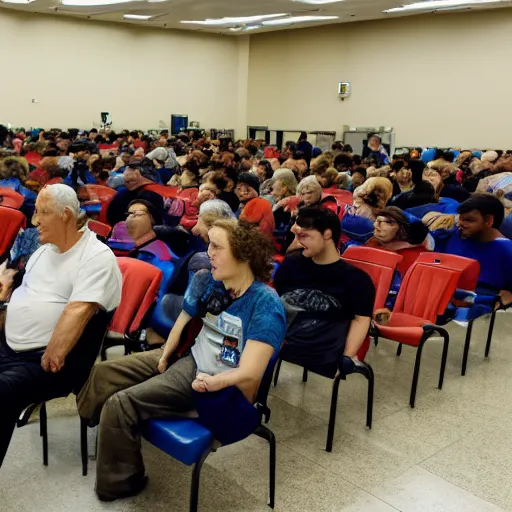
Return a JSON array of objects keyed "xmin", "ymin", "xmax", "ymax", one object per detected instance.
[{"xmin": 125, "ymin": 211, "xmax": 148, "ymax": 219}]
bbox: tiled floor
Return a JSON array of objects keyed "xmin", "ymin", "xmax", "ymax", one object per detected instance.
[{"xmin": 3, "ymin": 312, "xmax": 511, "ymax": 511}]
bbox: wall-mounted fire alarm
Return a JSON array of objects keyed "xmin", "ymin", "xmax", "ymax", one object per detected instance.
[{"xmin": 338, "ymin": 82, "xmax": 351, "ymax": 101}]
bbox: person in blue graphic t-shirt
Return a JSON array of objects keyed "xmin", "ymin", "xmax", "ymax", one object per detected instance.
[{"xmin": 78, "ymin": 219, "xmax": 286, "ymax": 502}]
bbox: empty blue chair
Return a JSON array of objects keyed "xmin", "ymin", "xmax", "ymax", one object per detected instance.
[{"xmin": 143, "ymin": 348, "xmax": 280, "ymax": 512}]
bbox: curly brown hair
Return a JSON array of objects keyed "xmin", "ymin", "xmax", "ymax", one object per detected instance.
[{"xmin": 212, "ymin": 219, "xmax": 275, "ymax": 283}]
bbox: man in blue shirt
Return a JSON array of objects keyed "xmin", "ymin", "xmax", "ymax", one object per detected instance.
[{"xmin": 433, "ymin": 194, "xmax": 512, "ymax": 306}]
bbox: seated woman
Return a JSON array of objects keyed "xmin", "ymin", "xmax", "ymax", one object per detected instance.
[
  {"xmin": 125, "ymin": 199, "xmax": 173, "ymax": 261},
  {"xmin": 270, "ymin": 170, "xmax": 298, "ymax": 230},
  {"xmin": 365, "ymin": 206, "xmax": 431, "ymax": 275},
  {"xmin": 156, "ymin": 199, "xmax": 235, "ymax": 331},
  {"xmin": 77, "ymin": 220, "xmax": 286, "ymax": 501}
]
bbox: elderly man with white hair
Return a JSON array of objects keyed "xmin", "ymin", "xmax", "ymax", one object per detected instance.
[{"xmin": 0, "ymin": 184, "xmax": 122, "ymax": 466}]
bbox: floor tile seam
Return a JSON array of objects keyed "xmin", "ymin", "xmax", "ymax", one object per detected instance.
[{"xmin": 418, "ymin": 465, "xmax": 509, "ymax": 511}]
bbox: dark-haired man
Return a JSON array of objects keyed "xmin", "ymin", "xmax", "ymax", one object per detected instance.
[
  {"xmin": 433, "ymin": 194, "xmax": 512, "ymax": 303},
  {"xmin": 274, "ymin": 207, "xmax": 375, "ymax": 375}
]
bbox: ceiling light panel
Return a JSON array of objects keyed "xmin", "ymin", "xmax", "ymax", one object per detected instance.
[
  {"xmin": 1, "ymin": 0, "xmax": 36, "ymax": 4},
  {"xmin": 62, "ymin": 0, "xmax": 135, "ymax": 6},
  {"xmin": 384, "ymin": 0, "xmax": 501, "ymax": 12},
  {"xmin": 181, "ymin": 14, "xmax": 288, "ymax": 25},
  {"xmin": 123, "ymin": 13, "xmax": 152, "ymax": 19},
  {"xmin": 290, "ymin": 0, "xmax": 344, "ymax": 4},
  {"xmin": 262, "ymin": 15, "xmax": 339, "ymax": 25}
]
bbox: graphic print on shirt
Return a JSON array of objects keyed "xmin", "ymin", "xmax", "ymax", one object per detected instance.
[{"xmin": 202, "ymin": 311, "xmax": 244, "ymax": 368}]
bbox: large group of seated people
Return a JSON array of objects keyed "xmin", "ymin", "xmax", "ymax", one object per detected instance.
[{"xmin": 1, "ymin": 123, "xmax": 512, "ymax": 501}]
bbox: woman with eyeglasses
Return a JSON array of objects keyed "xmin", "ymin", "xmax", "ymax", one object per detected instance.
[
  {"xmin": 124, "ymin": 199, "xmax": 173, "ymax": 262},
  {"xmin": 365, "ymin": 206, "xmax": 431, "ymax": 275}
]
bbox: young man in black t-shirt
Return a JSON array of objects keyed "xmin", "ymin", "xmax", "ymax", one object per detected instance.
[{"xmin": 274, "ymin": 206, "xmax": 375, "ymax": 375}]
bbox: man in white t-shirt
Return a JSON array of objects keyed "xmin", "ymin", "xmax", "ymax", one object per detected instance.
[{"xmin": 0, "ymin": 184, "xmax": 122, "ymax": 467}]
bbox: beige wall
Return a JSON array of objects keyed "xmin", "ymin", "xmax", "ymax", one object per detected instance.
[
  {"xmin": 0, "ymin": 10, "xmax": 240, "ymax": 133},
  {"xmin": 247, "ymin": 9, "xmax": 512, "ymax": 149}
]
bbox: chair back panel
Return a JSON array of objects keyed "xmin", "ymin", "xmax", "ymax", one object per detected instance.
[
  {"xmin": 0, "ymin": 187, "xmax": 24, "ymax": 209},
  {"xmin": 109, "ymin": 258, "xmax": 162, "ymax": 335},
  {"xmin": 394, "ymin": 263, "xmax": 461, "ymax": 322},
  {"xmin": 145, "ymin": 184, "xmax": 178, "ymax": 199},
  {"xmin": 342, "ymin": 246, "xmax": 403, "ymax": 311},
  {"xmin": 0, "ymin": 206, "xmax": 26, "ymax": 258},
  {"xmin": 415, "ymin": 252, "xmax": 480, "ymax": 291}
]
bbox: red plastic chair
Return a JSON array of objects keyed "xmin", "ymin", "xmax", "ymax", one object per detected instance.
[
  {"xmin": 78, "ymin": 184, "xmax": 117, "ymax": 203},
  {"xmin": 88, "ymin": 220, "xmax": 112, "ymax": 239},
  {"xmin": 374, "ymin": 260, "xmax": 462, "ymax": 408},
  {"xmin": 145, "ymin": 184, "xmax": 179, "ymax": 199},
  {"xmin": 177, "ymin": 187, "xmax": 198, "ymax": 202},
  {"xmin": 101, "ymin": 258, "xmax": 163, "ymax": 360},
  {"xmin": 415, "ymin": 252, "xmax": 487, "ymax": 376},
  {"xmin": 0, "ymin": 206, "xmax": 26, "ymax": 258},
  {"xmin": 0, "ymin": 187, "xmax": 24, "ymax": 209}
]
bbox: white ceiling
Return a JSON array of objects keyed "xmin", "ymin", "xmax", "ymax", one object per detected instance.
[{"xmin": 1, "ymin": 0, "xmax": 511, "ymax": 34}]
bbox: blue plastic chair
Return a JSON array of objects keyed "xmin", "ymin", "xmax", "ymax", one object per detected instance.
[{"xmin": 143, "ymin": 349, "xmax": 280, "ymax": 512}]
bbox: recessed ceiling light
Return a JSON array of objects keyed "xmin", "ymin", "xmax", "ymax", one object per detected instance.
[
  {"xmin": 228, "ymin": 26, "xmax": 243, "ymax": 32},
  {"xmin": 262, "ymin": 15, "xmax": 339, "ymax": 25},
  {"xmin": 244, "ymin": 24, "xmax": 263, "ymax": 31},
  {"xmin": 1, "ymin": 0, "xmax": 36, "ymax": 4},
  {"xmin": 124, "ymin": 13, "xmax": 152, "ymax": 20},
  {"xmin": 291, "ymin": 0, "xmax": 344, "ymax": 4},
  {"xmin": 62, "ymin": 0, "xmax": 133, "ymax": 6},
  {"xmin": 384, "ymin": 0, "xmax": 500, "ymax": 13},
  {"xmin": 181, "ymin": 14, "xmax": 288, "ymax": 25}
]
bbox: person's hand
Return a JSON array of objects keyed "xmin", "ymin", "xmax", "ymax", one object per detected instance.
[
  {"xmin": 0, "ymin": 261, "xmax": 17, "ymax": 301},
  {"xmin": 157, "ymin": 355, "xmax": 169, "ymax": 374},
  {"xmin": 497, "ymin": 290, "xmax": 512, "ymax": 310},
  {"xmin": 192, "ymin": 372, "xmax": 220, "ymax": 393},
  {"xmin": 41, "ymin": 347, "xmax": 66, "ymax": 373}
]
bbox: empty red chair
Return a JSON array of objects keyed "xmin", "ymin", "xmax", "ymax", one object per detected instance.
[
  {"xmin": 0, "ymin": 206, "xmax": 26, "ymax": 258},
  {"xmin": 145, "ymin": 184, "xmax": 178, "ymax": 199},
  {"xmin": 415, "ymin": 252, "xmax": 479, "ymax": 293},
  {"xmin": 0, "ymin": 187, "xmax": 24, "ymax": 209},
  {"xmin": 88, "ymin": 220, "xmax": 112, "ymax": 239},
  {"xmin": 374, "ymin": 260, "xmax": 462, "ymax": 408},
  {"xmin": 415, "ymin": 252, "xmax": 484, "ymax": 376},
  {"xmin": 101, "ymin": 258, "xmax": 163, "ymax": 360}
]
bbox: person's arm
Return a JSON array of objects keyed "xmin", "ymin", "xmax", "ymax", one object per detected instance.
[
  {"xmin": 157, "ymin": 311, "xmax": 192, "ymax": 373},
  {"xmin": 41, "ymin": 302, "xmax": 99, "ymax": 373},
  {"xmin": 192, "ymin": 340, "xmax": 275, "ymax": 403},
  {"xmin": 344, "ymin": 315, "xmax": 371, "ymax": 358}
]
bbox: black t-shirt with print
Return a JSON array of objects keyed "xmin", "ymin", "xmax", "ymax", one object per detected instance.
[{"xmin": 274, "ymin": 250, "xmax": 375, "ymax": 321}]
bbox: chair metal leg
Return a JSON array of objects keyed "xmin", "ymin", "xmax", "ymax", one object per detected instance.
[
  {"xmin": 273, "ymin": 358, "xmax": 282, "ymax": 387},
  {"xmin": 40, "ymin": 402, "xmax": 48, "ymax": 466},
  {"xmin": 254, "ymin": 425, "xmax": 276, "ymax": 509},
  {"xmin": 80, "ymin": 417, "xmax": 88, "ymax": 476},
  {"xmin": 189, "ymin": 446, "xmax": 212, "ymax": 512},
  {"xmin": 461, "ymin": 320, "xmax": 474, "ymax": 376},
  {"xmin": 410, "ymin": 342, "xmax": 424, "ymax": 409},
  {"xmin": 438, "ymin": 330, "xmax": 450, "ymax": 390},
  {"xmin": 326, "ymin": 373, "xmax": 343, "ymax": 452},
  {"xmin": 396, "ymin": 343, "xmax": 402, "ymax": 357},
  {"xmin": 364, "ymin": 363, "xmax": 374, "ymax": 429},
  {"xmin": 302, "ymin": 368, "xmax": 308, "ymax": 383},
  {"xmin": 485, "ymin": 311, "xmax": 497, "ymax": 358},
  {"xmin": 373, "ymin": 336, "xmax": 379, "ymax": 347}
]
